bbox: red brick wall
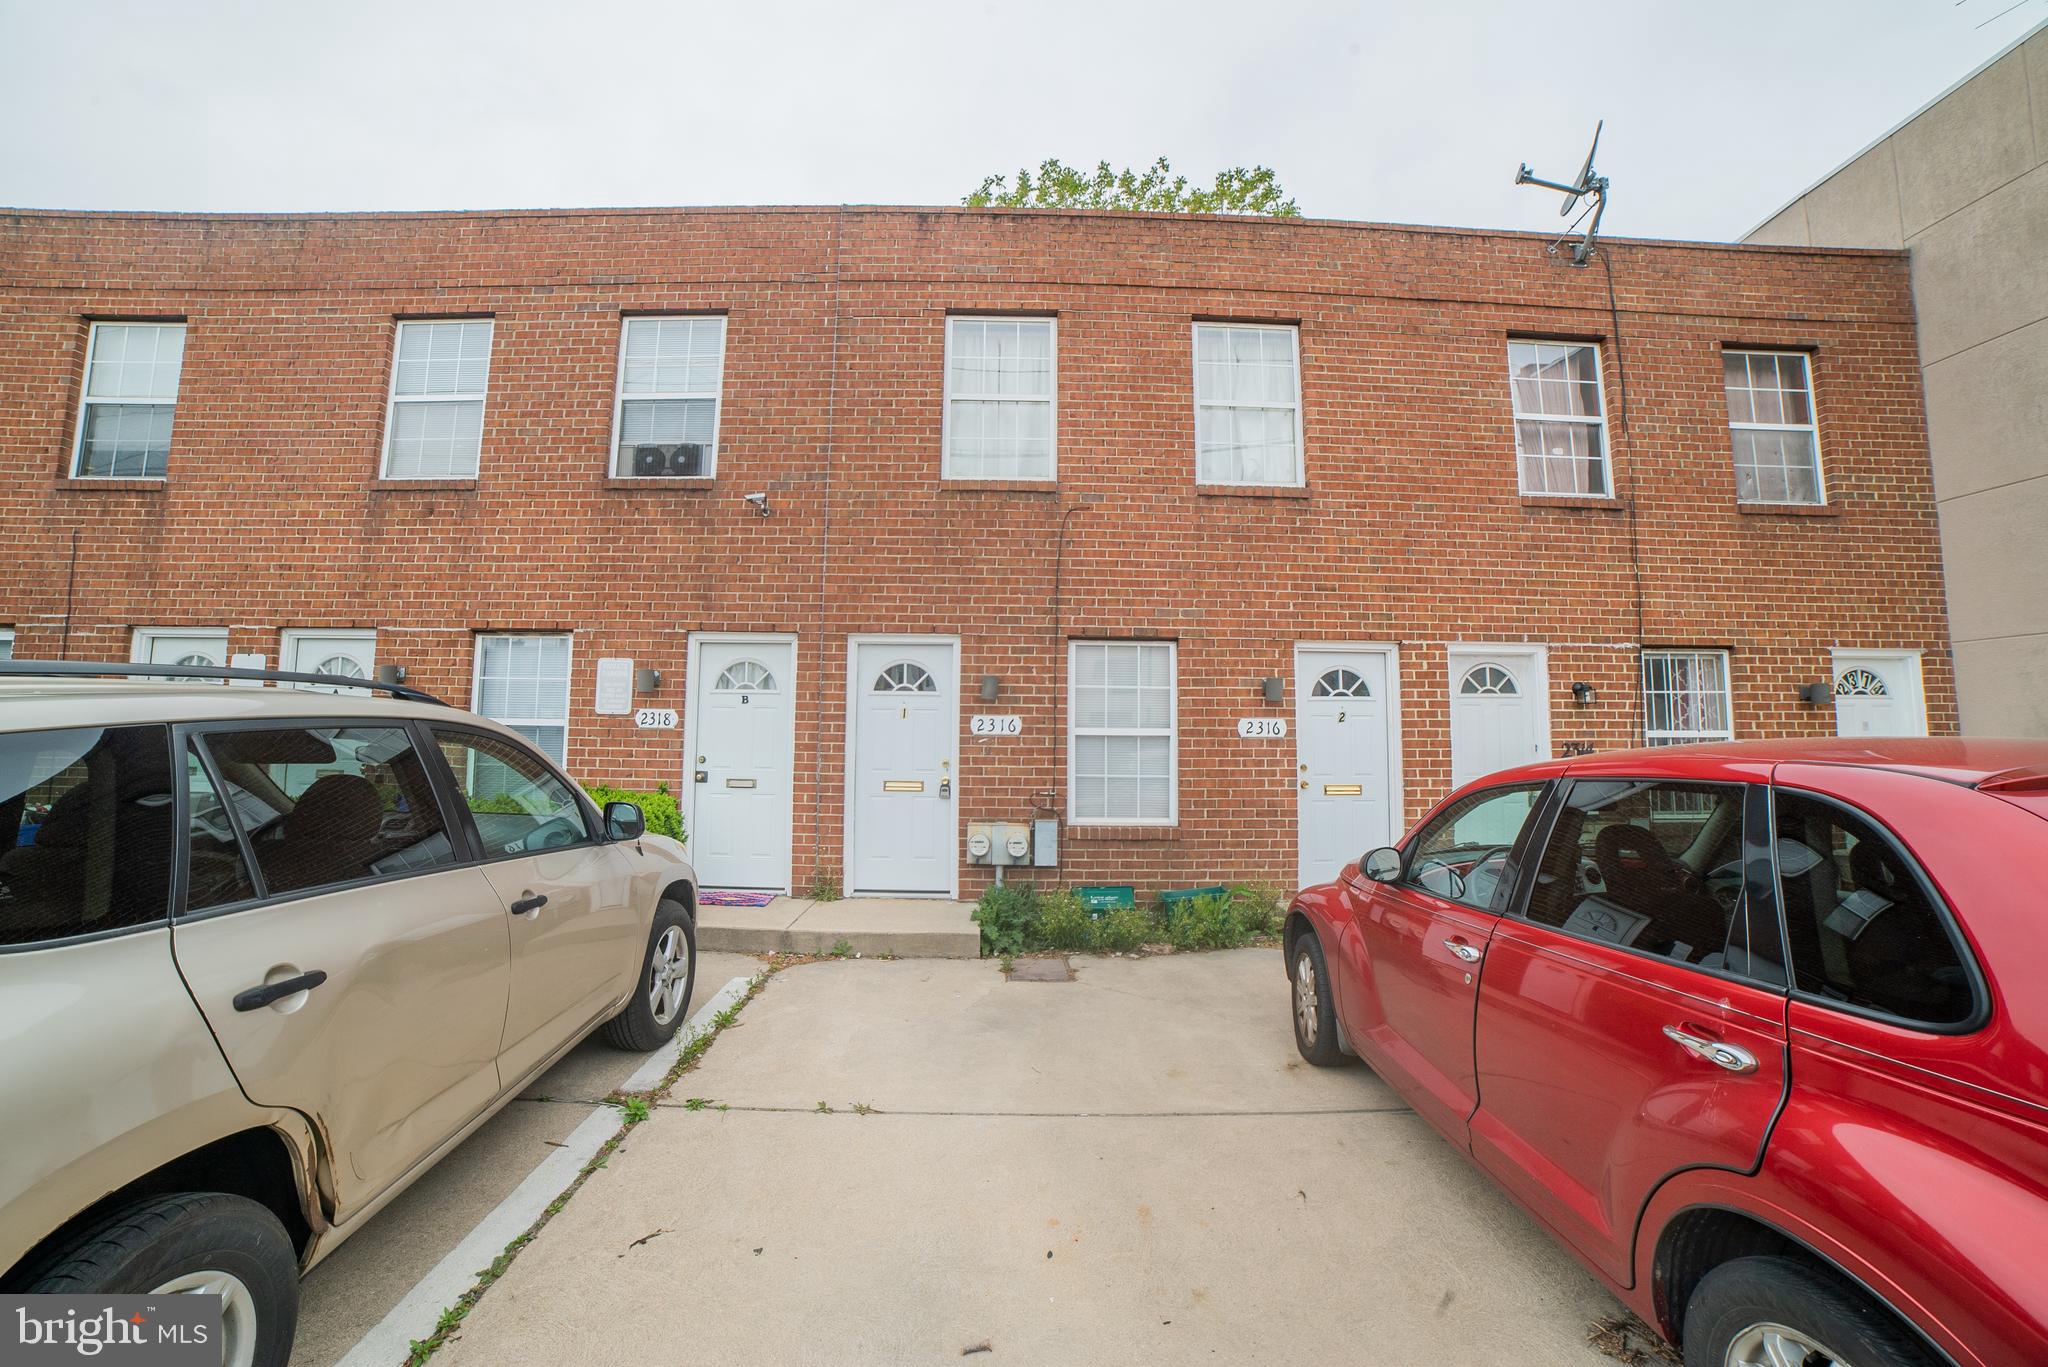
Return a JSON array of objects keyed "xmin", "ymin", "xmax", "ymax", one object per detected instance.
[{"xmin": 0, "ymin": 206, "xmax": 1953, "ymax": 898}]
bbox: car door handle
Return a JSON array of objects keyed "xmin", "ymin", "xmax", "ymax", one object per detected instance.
[
  {"xmin": 509, "ymin": 894, "xmax": 548, "ymax": 915},
  {"xmin": 1663, "ymin": 1025, "xmax": 1758, "ymax": 1074},
  {"xmin": 233, "ymin": 970, "xmax": 327, "ymax": 1012},
  {"xmin": 1443, "ymin": 939, "xmax": 1483, "ymax": 963}
]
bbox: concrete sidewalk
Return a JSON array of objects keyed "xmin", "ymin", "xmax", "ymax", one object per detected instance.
[
  {"xmin": 434, "ymin": 950, "xmax": 1621, "ymax": 1366},
  {"xmin": 696, "ymin": 895, "xmax": 979, "ymax": 958}
]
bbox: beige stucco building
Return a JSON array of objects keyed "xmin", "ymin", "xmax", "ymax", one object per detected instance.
[{"xmin": 1745, "ymin": 20, "xmax": 2048, "ymax": 735}]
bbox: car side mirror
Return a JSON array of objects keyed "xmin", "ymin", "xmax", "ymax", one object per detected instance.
[
  {"xmin": 1361, "ymin": 847, "xmax": 1402, "ymax": 882},
  {"xmin": 604, "ymin": 801, "xmax": 645, "ymax": 841}
]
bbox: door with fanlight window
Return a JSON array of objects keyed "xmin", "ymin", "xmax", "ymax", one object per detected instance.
[
  {"xmin": 849, "ymin": 639, "xmax": 957, "ymax": 896},
  {"xmin": 1295, "ymin": 648, "xmax": 1395, "ymax": 889},
  {"xmin": 1831, "ymin": 650, "xmax": 1927, "ymax": 738},
  {"xmin": 688, "ymin": 638, "xmax": 794, "ymax": 891},
  {"xmin": 132, "ymin": 628, "xmax": 228, "ymax": 679},
  {"xmin": 1448, "ymin": 647, "xmax": 1548, "ymax": 846},
  {"xmin": 282, "ymin": 630, "xmax": 377, "ymax": 692}
]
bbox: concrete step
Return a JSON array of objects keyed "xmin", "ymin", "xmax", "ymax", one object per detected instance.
[{"xmin": 696, "ymin": 896, "xmax": 982, "ymax": 959}]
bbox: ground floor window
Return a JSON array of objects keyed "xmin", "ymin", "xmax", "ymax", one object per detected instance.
[
  {"xmin": 1069, "ymin": 640, "xmax": 1176, "ymax": 824},
  {"xmin": 473, "ymin": 634, "xmax": 571, "ymax": 763},
  {"xmin": 1641, "ymin": 649, "xmax": 1733, "ymax": 745}
]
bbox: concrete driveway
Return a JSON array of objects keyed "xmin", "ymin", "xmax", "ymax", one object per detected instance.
[
  {"xmin": 431, "ymin": 948, "xmax": 1626, "ymax": 1366},
  {"xmin": 291, "ymin": 950, "xmax": 762, "ymax": 1367}
]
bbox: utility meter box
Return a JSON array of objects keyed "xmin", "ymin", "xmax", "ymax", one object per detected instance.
[{"xmin": 966, "ymin": 821, "xmax": 1032, "ymax": 866}]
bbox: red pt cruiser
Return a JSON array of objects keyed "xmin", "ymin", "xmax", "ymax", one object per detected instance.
[{"xmin": 1284, "ymin": 739, "xmax": 2048, "ymax": 1367}]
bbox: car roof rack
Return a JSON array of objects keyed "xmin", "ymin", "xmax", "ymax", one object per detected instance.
[{"xmin": 0, "ymin": 659, "xmax": 450, "ymax": 706}]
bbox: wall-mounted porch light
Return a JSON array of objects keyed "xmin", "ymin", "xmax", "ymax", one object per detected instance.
[
  {"xmin": 980, "ymin": 674, "xmax": 1001, "ymax": 701},
  {"xmin": 1570, "ymin": 681, "xmax": 1596, "ymax": 706},
  {"xmin": 375, "ymin": 664, "xmax": 407, "ymax": 686},
  {"xmin": 635, "ymin": 667, "xmax": 663, "ymax": 694},
  {"xmin": 1796, "ymin": 681, "xmax": 1832, "ymax": 706},
  {"xmin": 1260, "ymin": 677, "xmax": 1284, "ymax": 704}
]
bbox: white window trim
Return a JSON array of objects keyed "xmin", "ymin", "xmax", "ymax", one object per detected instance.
[
  {"xmin": 1067, "ymin": 639, "xmax": 1179, "ymax": 827},
  {"xmin": 607, "ymin": 314, "xmax": 728, "ymax": 480},
  {"xmin": 280, "ymin": 629, "xmax": 378, "ymax": 692},
  {"xmin": 71, "ymin": 320, "xmax": 185, "ymax": 480},
  {"xmin": 380, "ymin": 319, "xmax": 494, "ymax": 481},
  {"xmin": 130, "ymin": 627, "xmax": 230, "ymax": 682},
  {"xmin": 1191, "ymin": 322, "xmax": 1306, "ymax": 489},
  {"xmin": 941, "ymin": 315, "xmax": 1058, "ymax": 482},
  {"xmin": 1725, "ymin": 349, "xmax": 1826, "ymax": 506},
  {"xmin": 1508, "ymin": 338, "xmax": 1614, "ymax": 498},
  {"xmin": 470, "ymin": 632, "xmax": 574, "ymax": 760},
  {"xmin": 1641, "ymin": 648, "xmax": 1735, "ymax": 746}
]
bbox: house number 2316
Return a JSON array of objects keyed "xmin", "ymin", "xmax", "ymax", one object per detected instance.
[{"xmin": 1237, "ymin": 718, "xmax": 1287, "ymax": 739}]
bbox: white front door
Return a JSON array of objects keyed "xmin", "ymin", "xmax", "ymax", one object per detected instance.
[
  {"xmin": 1832, "ymin": 650, "xmax": 1927, "ymax": 737},
  {"xmin": 1449, "ymin": 647, "xmax": 1549, "ymax": 790},
  {"xmin": 849, "ymin": 639, "xmax": 956, "ymax": 895},
  {"xmin": 282, "ymin": 630, "xmax": 377, "ymax": 691},
  {"xmin": 689, "ymin": 639, "xmax": 794, "ymax": 891},
  {"xmin": 1295, "ymin": 648, "xmax": 1395, "ymax": 889},
  {"xmin": 132, "ymin": 627, "xmax": 227, "ymax": 669}
]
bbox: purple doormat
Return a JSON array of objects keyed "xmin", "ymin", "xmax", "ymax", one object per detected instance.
[{"xmin": 699, "ymin": 889, "xmax": 780, "ymax": 908}]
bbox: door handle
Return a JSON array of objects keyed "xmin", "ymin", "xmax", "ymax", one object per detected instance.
[
  {"xmin": 1663, "ymin": 1025, "xmax": 1758, "ymax": 1074},
  {"xmin": 510, "ymin": 893, "xmax": 549, "ymax": 915},
  {"xmin": 1443, "ymin": 939, "xmax": 1482, "ymax": 963},
  {"xmin": 233, "ymin": 970, "xmax": 327, "ymax": 1012}
]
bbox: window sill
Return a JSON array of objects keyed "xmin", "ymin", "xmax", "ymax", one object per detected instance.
[
  {"xmin": 939, "ymin": 479, "xmax": 1060, "ymax": 494},
  {"xmin": 56, "ymin": 477, "xmax": 166, "ymax": 492},
  {"xmin": 1519, "ymin": 494, "xmax": 1621, "ymax": 511},
  {"xmin": 604, "ymin": 477, "xmax": 715, "ymax": 492},
  {"xmin": 1063, "ymin": 824, "xmax": 1181, "ymax": 843},
  {"xmin": 1195, "ymin": 484, "xmax": 1311, "ymax": 500},
  {"xmin": 1736, "ymin": 501, "xmax": 1840, "ymax": 518},
  {"xmin": 371, "ymin": 478, "xmax": 478, "ymax": 492}
]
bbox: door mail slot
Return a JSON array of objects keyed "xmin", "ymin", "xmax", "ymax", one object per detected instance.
[
  {"xmin": 1323, "ymin": 783, "xmax": 1363, "ymax": 796},
  {"xmin": 882, "ymin": 780, "xmax": 924, "ymax": 793},
  {"xmin": 725, "ymin": 778, "xmax": 757, "ymax": 789}
]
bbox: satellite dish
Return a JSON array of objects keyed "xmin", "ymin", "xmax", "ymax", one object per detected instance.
[{"xmin": 1560, "ymin": 120, "xmax": 1603, "ymax": 217}]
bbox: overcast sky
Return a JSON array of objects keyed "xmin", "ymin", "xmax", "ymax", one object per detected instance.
[{"xmin": 2, "ymin": 2, "xmax": 2041, "ymax": 241}]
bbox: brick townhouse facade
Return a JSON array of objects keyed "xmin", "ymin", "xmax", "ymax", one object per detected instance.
[{"xmin": 0, "ymin": 205, "xmax": 1953, "ymax": 899}]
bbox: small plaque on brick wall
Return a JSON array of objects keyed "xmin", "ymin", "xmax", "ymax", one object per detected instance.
[
  {"xmin": 1237, "ymin": 717, "xmax": 1287, "ymax": 738},
  {"xmin": 595, "ymin": 657, "xmax": 633, "ymax": 715}
]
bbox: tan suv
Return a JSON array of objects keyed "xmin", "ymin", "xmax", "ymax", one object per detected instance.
[{"xmin": 0, "ymin": 662, "xmax": 701, "ymax": 1366}]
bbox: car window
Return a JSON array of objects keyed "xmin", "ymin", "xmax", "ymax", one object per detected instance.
[
  {"xmin": 0, "ymin": 725, "xmax": 175, "ymax": 946},
  {"xmin": 1524, "ymin": 779, "xmax": 1752, "ymax": 971},
  {"xmin": 1403, "ymin": 783, "xmax": 1544, "ymax": 911},
  {"xmin": 1771, "ymin": 789, "xmax": 1976, "ymax": 1027},
  {"xmin": 433, "ymin": 728, "xmax": 591, "ymax": 859},
  {"xmin": 198, "ymin": 725, "xmax": 458, "ymax": 897},
  {"xmin": 184, "ymin": 744, "xmax": 258, "ymax": 911}
]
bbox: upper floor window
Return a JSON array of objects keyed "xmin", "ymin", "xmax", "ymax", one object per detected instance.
[
  {"xmin": 1642, "ymin": 650, "xmax": 1733, "ymax": 745},
  {"xmin": 1193, "ymin": 323, "xmax": 1302, "ymax": 487},
  {"xmin": 473, "ymin": 634, "xmax": 571, "ymax": 764},
  {"xmin": 944, "ymin": 317, "xmax": 1055, "ymax": 480},
  {"xmin": 1508, "ymin": 340, "xmax": 1608, "ymax": 497},
  {"xmin": 383, "ymin": 320, "xmax": 493, "ymax": 480},
  {"xmin": 613, "ymin": 316, "xmax": 726, "ymax": 478},
  {"xmin": 74, "ymin": 322, "xmax": 185, "ymax": 479},
  {"xmin": 1724, "ymin": 350, "xmax": 1823, "ymax": 505},
  {"xmin": 1069, "ymin": 641, "xmax": 1176, "ymax": 825}
]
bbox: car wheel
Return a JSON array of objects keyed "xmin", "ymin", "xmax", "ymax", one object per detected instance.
[
  {"xmin": 1290, "ymin": 932, "xmax": 1348, "ymax": 1067},
  {"xmin": 20, "ymin": 1192, "xmax": 297, "ymax": 1367},
  {"xmin": 601, "ymin": 897, "xmax": 697, "ymax": 1052},
  {"xmin": 1683, "ymin": 1255, "xmax": 1938, "ymax": 1367}
]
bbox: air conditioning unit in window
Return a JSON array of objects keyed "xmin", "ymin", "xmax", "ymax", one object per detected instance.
[{"xmin": 631, "ymin": 443, "xmax": 705, "ymax": 477}]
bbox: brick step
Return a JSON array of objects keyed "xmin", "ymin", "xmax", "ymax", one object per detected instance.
[{"xmin": 696, "ymin": 896, "xmax": 981, "ymax": 959}]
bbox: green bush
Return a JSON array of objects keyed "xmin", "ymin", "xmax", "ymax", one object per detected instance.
[
  {"xmin": 1227, "ymin": 881, "xmax": 1287, "ymax": 939},
  {"xmin": 582, "ymin": 781, "xmax": 684, "ymax": 842},
  {"xmin": 1163, "ymin": 892, "xmax": 1242, "ymax": 950},
  {"xmin": 1035, "ymin": 889, "xmax": 1095, "ymax": 951},
  {"xmin": 808, "ymin": 868, "xmax": 842, "ymax": 902},
  {"xmin": 974, "ymin": 882, "xmax": 1042, "ymax": 957},
  {"xmin": 1094, "ymin": 904, "xmax": 1154, "ymax": 953}
]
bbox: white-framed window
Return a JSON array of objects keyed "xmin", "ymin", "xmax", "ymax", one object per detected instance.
[
  {"xmin": 1641, "ymin": 650, "xmax": 1733, "ymax": 746},
  {"xmin": 1508, "ymin": 339, "xmax": 1610, "ymax": 496},
  {"xmin": 473, "ymin": 634, "xmax": 572, "ymax": 764},
  {"xmin": 382, "ymin": 319, "xmax": 494, "ymax": 479},
  {"xmin": 73, "ymin": 322, "xmax": 186, "ymax": 479},
  {"xmin": 611, "ymin": 315, "xmax": 727, "ymax": 478},
  {"xmin": 1724, "ymin": 350, "xmax": 1824, "ymax": 505},
  {"xmin": 943, "ymin": 316, "xmax": 1056, "ymax": 480},
  {"xmin": 1193, "ymin": 322, "xmax": 1303, "ymax": 487},
  {"xmin": 1069, "ymin": 640, "xmax": 1176, "ymax": 825}
]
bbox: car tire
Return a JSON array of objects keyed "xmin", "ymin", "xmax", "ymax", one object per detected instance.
[
  {"xmin": 1682, "ymin": 1254, "xmax": 1938, "ymax": 1367},
  {"xmin": 19, "ymin": 1191, "xmax": 297, "ymax": 1367},
  {"xmin": 601, "ymin": 897, "xmax": 697, "ymax": 1053},
  {"xmin": 1290, "ymin": 931, "xmax": 1348, "ymax": 1068}
]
